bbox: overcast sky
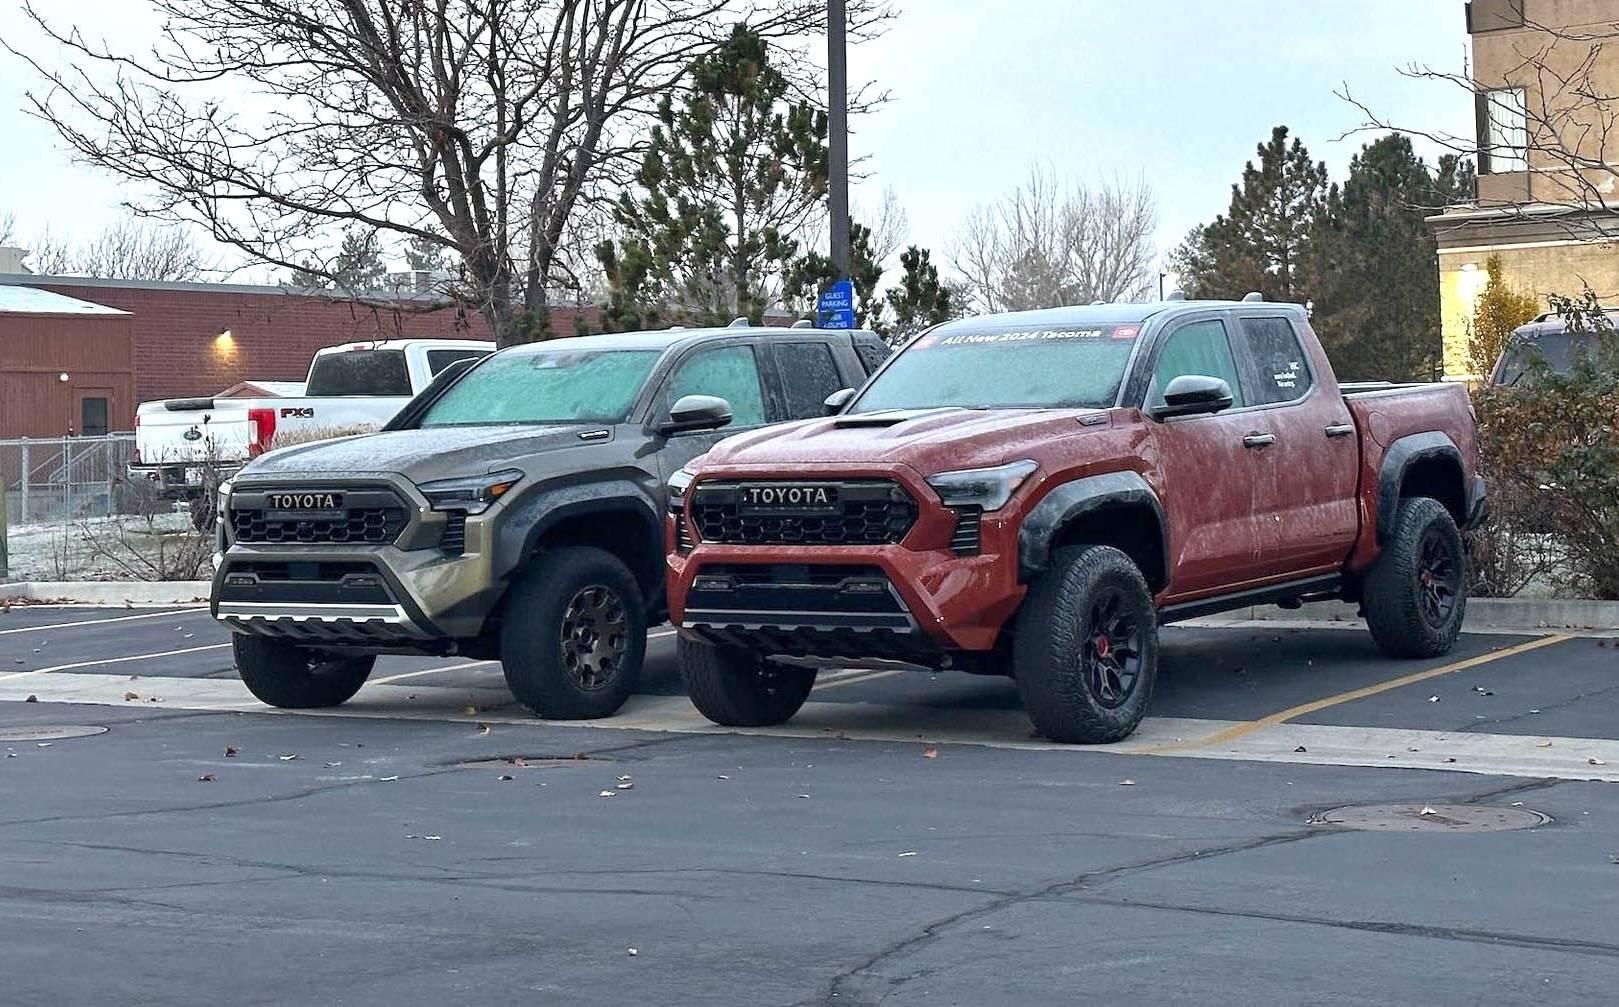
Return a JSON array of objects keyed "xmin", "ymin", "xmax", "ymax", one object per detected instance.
[{"xmin": 0, "ymin": 0, "xmax": 1474, "ymax": 283}]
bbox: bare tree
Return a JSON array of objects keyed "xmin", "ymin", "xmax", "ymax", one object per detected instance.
[
  {"xmin": 74, "ymin": 218, "xmax": 211, "ymax": 280},
  {"xmin": 1340, "ymin": 13, "xmax": 1619, "ymax": 244},
  {"xmin": 951, "ymin": 166, "xmax": 1157, "ymax": 312},
  {"xmin": 10, "ymin": 0, "xmax": 890, "ymax": 344},
  {"xmin": 0, "ymin": 212, "xmax": 14, "ymax": 246}
]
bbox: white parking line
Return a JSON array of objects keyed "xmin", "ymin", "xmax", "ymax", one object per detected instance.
[
  {"xmin": 0, "ymin": 608, "xmax": 210, "ymax": 636},
  {"xmin": 370, "ymin": 628, "xmax": 680, "ymax": 685},
  {"xmin": 0, "ymin": 643, "xmax": 232, "ymax": 683}
]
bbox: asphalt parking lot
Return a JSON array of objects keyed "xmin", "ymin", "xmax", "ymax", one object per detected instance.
[{"xmin": 4, "ymin": 604, "xmax": 1619, "ymax": 1005}]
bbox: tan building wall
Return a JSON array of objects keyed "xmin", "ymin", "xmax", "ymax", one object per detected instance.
[{"xmin": 1438, "ymin": 238, "xmax": 1619, "ymax": 378}]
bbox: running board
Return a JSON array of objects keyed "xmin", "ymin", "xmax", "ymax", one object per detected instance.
[{"xmin": 1158, "ymin": 574, "xmax": 1346, "ymax": 625}]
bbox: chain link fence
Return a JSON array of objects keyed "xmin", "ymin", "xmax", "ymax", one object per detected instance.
[{"xmin": 2, "ymin": 434, "xmax": 139, "ymax": 528}]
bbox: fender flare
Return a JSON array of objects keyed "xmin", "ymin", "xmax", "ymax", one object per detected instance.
[
  {"xmin": 1376, "ymin": 431, "xmax": 1465, "ymax": 544},
  {"xmin": 493, "ymin": 478, "xmax": 665, "ymax": 592},
  {"xmin": 1017, "ymin": 470, "xmax": 1169, "ymax": 585}
]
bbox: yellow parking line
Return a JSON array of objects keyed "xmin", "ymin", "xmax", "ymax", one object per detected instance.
[
  {"xmin": 1142, "ymin": 634, "xmax": 1572, "ymax": 754},
  {"xmin": 0, "ymin": 643, "xmax": 233, "ymax": 683}
]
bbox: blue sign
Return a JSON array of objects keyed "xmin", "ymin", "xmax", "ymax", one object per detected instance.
[{"xmin": 816, "ymin": 279, "xmax": 856, "ymax": 330}]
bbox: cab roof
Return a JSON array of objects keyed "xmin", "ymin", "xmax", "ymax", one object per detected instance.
[
  {"xmin": 926, "ymin": 299, "xmax": 1306, "ymax": 337},
  {"xmin": 499, "ymin": 324, "xmax": 866, "ymax": 356}
]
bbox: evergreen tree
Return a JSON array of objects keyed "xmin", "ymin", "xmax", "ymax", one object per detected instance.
[
  {"xmin": 1312, "ymin": 134, "xmax": 1444, "ymax": 380},
  {"xmin": 405, "ymin": 227, "xmax": 451, "ymax": 273},
  {"xmin": 1172, "ymin": 126, "xmax": 1330, "ymax": 302},
  {"xmin": 1433, "ymin": 154, "xmax": 1478, "ymax": 207},
  {"xmin": 289, "ymin": 226, "xmax": 387, "ymax": 291},
  {"xmin": 786, "ymin": 217, "xmax": 885, "ymax": 332},
  {"xmin": 884, "ymin": 246, "xmax": 957, "ymax": 342},
  {"xmin": 599, "ymin": 25, "xmax": 827, "ymax": 328}
]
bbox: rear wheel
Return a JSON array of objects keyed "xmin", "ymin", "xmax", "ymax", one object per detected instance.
[
  {"xmin": 500, "ymin": 547, "xmax": 647, "ymax": 720},
  {"xmin": 1013, "ymin": 544, "xmax": 1159, "ymax": 744},
  {"xmin": 232, "ymin": 635, "xmax": 374, "ymax": 708},
  {"xmin": 679, "ymin": 638, "xmax": 816, "ymax": 727},
  {"xmin": 1363, "ymin": 496, "xmax": 1466, "ymax": 658}
]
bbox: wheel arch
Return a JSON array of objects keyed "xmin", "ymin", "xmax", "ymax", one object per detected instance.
[
  {"xmin": 494, "ymin": 480, "xmax": 666, "ymax": 614},
  {"xmin": 1378, "ymin": 432, "xmax": 1467, "ymax": 544},
  {"xmin": 1018, "ymin": 471, "xmax": 1169, "ymax": 592}
]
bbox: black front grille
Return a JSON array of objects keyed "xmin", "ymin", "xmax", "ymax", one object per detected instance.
[
  {"xmin": 693, "ymin": 481, "xmax": 918, "ymax": 546},
  {"xmin": 231, "ymin": 506, "xmax": 407, "ymax": 545},
  {"xmin": 674, "ymin": 513, "xmax": 694, "ymax": 553},
  {"xmin": 949, "ymin": 506, "xmax": 983, "ymax": 555},
  {"xmin": 440, "ymin": 511, "xmax": 467, "ymax": 554}
]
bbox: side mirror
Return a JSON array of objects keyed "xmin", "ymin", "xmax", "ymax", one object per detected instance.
[
  {"xmin": 659, "ymin": 394, "xmax": 732, "ymax": 435},
  {"xmin": 823, "ymin": 387, "xmax": 856, "ymax": 415},
  {"xmin": 1152, "ymin": 375, "xmax": 1234, "ymax": 420}
]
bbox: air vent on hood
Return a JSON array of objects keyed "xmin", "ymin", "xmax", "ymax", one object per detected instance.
[{"xmin": 832, "ymin": 408, "xmax": 959, "ymax": 428}]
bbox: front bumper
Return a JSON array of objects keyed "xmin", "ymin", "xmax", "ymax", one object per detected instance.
[
  {"xmin": 667, "ymin": 464, "xmax": 1027, "ymax": 657},
  {"xmin": 211, "ymin": 473, "xmax": 507, "ymax": 648}
]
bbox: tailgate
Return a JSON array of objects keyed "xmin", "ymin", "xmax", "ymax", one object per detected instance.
[{"xmin": 135, "ymin": 401, "xmax": 252, "ymax": 466}]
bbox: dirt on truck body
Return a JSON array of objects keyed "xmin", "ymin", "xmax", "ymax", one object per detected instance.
[{"xmin": 666, "ymin": 299, "xmax": 1486, "ymax": 743}]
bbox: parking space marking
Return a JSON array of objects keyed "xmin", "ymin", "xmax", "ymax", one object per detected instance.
[
  {"xmin": 0, "ymin": 608, "xmax": 211, "ymax": 636},
  {"xmin": 814, "ymin": 669, "xmax": 904, "ymax": 691},
  {"xmin": 0, "ymin": 643, "xmax": 232, "ymax": 682},
  {"xmin": 372, "ymin": 661, "xmax": 498, "ymax": 685},
  {"xmin": 1140, "ymin": 633, "xmax": 1572, "ymax": 754}
]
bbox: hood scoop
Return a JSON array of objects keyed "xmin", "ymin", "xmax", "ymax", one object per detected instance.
[{"xmin": 833, "ymin": 408, "xmax": 962, "ymax": 428}]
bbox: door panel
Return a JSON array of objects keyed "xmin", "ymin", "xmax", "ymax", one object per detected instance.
[
  {"xmin": 1234, "ymin": 316, "xmax": 1359, "ymax": 576},
  {"xmin": 1144, "ymin": 318, "xmax": 1270, "ymax": 596}
]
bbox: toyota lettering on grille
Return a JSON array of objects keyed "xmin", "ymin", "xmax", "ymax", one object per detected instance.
[
  {"xmin": 266, "ymin": 491, "xmax": 343, "ymax": 511},
  {"xmin": 737, "ymin": 484, "xmax": 838, "ymax": 514}
]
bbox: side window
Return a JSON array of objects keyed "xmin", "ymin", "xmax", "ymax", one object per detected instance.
[
  {"xmin": 1148, "ymin": 319, "xmax": 1246, "ymax": 409},
  {"xmin": 664, "ymin": 344, "xmax": 767, "ymax": 428},
  {"xmin": 1238, "ymin": 317, "xmax": 1313, "ymax": 405},
  {"xmin": 426, "ymin": 348, "xmax": 488, "ymax": 376},
  {"xmin": 774, "ymin": 342, "xmax": 844, "ymax": 420},
  {"xmin": 852, "ymin": 332, "xmax": 893, "ymax": 375}
]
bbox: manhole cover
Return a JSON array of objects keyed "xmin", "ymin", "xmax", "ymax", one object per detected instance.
[
  {"xmin": 0, "ymin": 725, "xmax": 109, "ymax": 742},
  {"xmin": 1315, "ymin": 803, "xmax": 1550, "ymax": 833},
  {"xmin": 454, "ymin": 755, "xmax": 612, "ymax": 770}
]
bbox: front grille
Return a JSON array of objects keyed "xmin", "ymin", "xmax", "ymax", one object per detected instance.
[
  {"xmin": 674, "ymin": 513, "xmax": 694, "ymax": 553},
  {"xmin": 949, "ymin": 506, "xmax": 983, "ymax": 555},
  {"xmin": 693, "ymin": 480, "xmax": 917, "ymax": 546},
  {"xmin": 440, "ymin": 510, "xmax": 467, "ymax": 554},
  {"xmin": 230, "ymin": 505, "xmax": 407, "ymax": 545}
]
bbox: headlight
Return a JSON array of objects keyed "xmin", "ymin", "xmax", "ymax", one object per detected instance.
[
  {"xmin": 216, "ymin": 478, "xmax": 233, "ymax": 514},
  {"xmin": 926, "ymin": 460, "xmax": 1038, "ymax": 512},
  {"xmin": 666, "ymin": 464, "xmax": 698, "ymax": 515},
  {"xmin": 417, "ymin": 469, "xmax": 524, "ymax": 514}
]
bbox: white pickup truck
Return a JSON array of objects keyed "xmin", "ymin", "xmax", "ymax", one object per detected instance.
[{"xmin": 131, "ymin": 338, "xmax": 492, "ymax": 502}]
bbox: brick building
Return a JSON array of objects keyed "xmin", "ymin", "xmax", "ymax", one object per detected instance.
[
  {"xmin": 1429, "ymin": 0, "xmax": 1619, "ymax": 378},
  {"xmin": 0, "ymin": 286, "xmax": 135, "ymax": 440}
]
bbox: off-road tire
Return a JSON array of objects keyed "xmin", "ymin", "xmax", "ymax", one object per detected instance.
[
  {"xmin": 1363, "ymin": 496, "xmax": 1467, "ymax": 659},
  {"xmin": 1013, "ymin": 544, "xmax": 1159, "ymax": 744},
  {"xmin": 679, "ymin": 638, "xmax": 816, "ymax": 727},
  {"xmin": 233, "ymin": 635, "xmax": 374, "ymax": 708},
  {"xmin": 500, "ymin": 546, "xmax": 647, "ymax": 720}
]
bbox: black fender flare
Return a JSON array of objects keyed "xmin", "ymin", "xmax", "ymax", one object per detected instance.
[
  {"xmin": 1376, "ymin": 432, "xmax": 1466, "ymax": 545},
  {"xmin": 1017, "ymin": 470, "xmax": 1169, "ymax": 585},
  {"xmin": 493, "ymin": 478, "xmax": 665, "ymax": 593}
]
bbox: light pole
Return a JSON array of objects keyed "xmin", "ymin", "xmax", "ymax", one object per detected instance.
[{"xmin": 828, "ymin": 0, "xmax": 851, "ymax": 280}]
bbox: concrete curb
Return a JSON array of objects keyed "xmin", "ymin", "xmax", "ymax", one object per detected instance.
[
  {"xmin": 1, "ymin": 581, "xmax": 209, "ymax": 606},
  {"xmin": 1200, "ymin": 597, "xmax": 1619, "ymax": 632}
]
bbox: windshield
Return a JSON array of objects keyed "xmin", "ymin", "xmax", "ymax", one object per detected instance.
[
  {"xmin": 305, "ymin": 349, "xmax": 411, "ymax": 396},
  {"xmin": 852, "ymin": 324, "xmax": 1140, "ymax": 412},
  {"xmin": 419, "ymin": 348, "xmax": 662, "ymax": 427}
]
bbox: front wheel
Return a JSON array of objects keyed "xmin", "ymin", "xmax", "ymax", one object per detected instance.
[
  {"xmin": 1363, "ymin": 496, "xmax": 1467, "ymax": 658},
  {"xmin": 233, "ymin": 635, "xmax": 375, "ymax": 708},
  {"xmin": 1013, "ymin": 544, "xmax": 1159, "ymax": 744},
  {"xmin": 679, "ymin": 638, "xmax": 816, "ymax": 727},
  {"xmin": 500, "ymin": 547, "xmax": 647, "ymax": 720}
]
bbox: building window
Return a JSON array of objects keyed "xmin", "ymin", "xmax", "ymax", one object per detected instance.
[{"xmin": 1480, "ymin": 86, "xmax": 1528, "ymax": 173}]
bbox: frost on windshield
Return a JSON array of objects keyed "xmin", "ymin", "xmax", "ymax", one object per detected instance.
[
  {"xmin": 421, "ymin": 349, "xmax": 661, "ymax": 426},
  {"xmin": 854, "ymin": 325, "xmax": 1139, "ymax": 412}
]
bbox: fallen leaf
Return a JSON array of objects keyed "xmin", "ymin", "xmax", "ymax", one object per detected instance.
[
  {"xmin": 599, "ymin": 790, "xmax": 617, "ymax": 798},
  {"xmin": 477, "ymin": 724, "xmax": 491, "ymax": 736},
  {"xmin": 1591, "ymin": 757, "xmax": 1608, "ymax": 766},
  {"xmin": 1536, "ymin": 739, "xmax": 1553, "ymax": 748},
  {"xmin": 796, "ymin": 794, "xmax": 811, "ymax": 799},
  {"xmin": 1294, "ymin": 746, "xmax": 1307, "ymax": 753},
  {"xmin": 123, "ymin": 691, "xmax": 139, "ymax": 701},
  {"xmin": 1418, "ymin": 805, "xmax": 1437, "ymax": 816},
  {"xmin": 224, "ymin": 747, "xmax": 238, "ymax": 757},
  {"xmin": 278, "ymin": 754, "xmax": 298, "ymax": 761},
  {"xmin": 498, "ymin": 774, "xmax": 514, "ymax": 781},
  {"xmin": 1118, "ymin": 779, "xmax": 1136, "ymax": 786},
  {"xmin": 197, "ymin": 773, "xmax": 216, "ymax": 782},
  {"xmin": 463, "ymin": 706, "xmax": 478, "ymax": 716},
  {"xmin": 379, "ymin": 775, "xmax": 400, "ymax": 782},
  {"xmin": 716, "ymin": 774, "xmax": 730, "ymax": 780},
  {"xmin": 1444, "ymin": 757, "xmax": 1457, "ymax": 763},
  {"xmin": 627, "ymin": 948, "xmax": 639, "ymax": 957},
  {"xmin": 1530, "ymin": 708, "xmax": 1542, "ymax": 714},
  {"xmin": 23, "ymin": 695, "xmax": 36, "ymax": 703},
  {"xmin": 616, "ymin": 781, "xmax": 634, "ymax": 791},
  {"xmin": 1428, "ymin": 695, "xmax": 1440, "ymax": 703},
  {"xmin": 897, "ymin": 851, "xmax": 919, "ymax": 857},
  {"xmin": 618, "ymin": 774, "xmax": 633, "ymax": 782},
  {"xmin": 923, "ymin": 745, "xmax": 939, "ymax": 759}
]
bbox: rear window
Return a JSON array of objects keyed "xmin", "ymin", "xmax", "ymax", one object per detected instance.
[
  {"xmin": 426, "ymin": 348, "xmax": 489, "ymax": 375},
  {"xmin": 1237, "ymin": 317, "xmax": 1313, "ymax": 405},
  {"xmin": 305, "ymin": 349, "xmax": 411, "ymax": 396}
]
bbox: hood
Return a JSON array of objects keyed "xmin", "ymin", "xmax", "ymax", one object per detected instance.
[
  {"xmin": 239, "ymin": 424, "xmax": 601, "ymax": 482},
  {"xmin": 704, "ymin": 408, "xmax": 1109, "ymax": 473}
]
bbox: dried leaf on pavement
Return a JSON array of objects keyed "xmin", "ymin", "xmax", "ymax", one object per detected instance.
[
  {"xmin": 923, "ymin": 745, "xmax": 939, "ymax": 759},
  {"xmin": 224, "ymin": 746, "xmax": 238, "ymax": 757},
  {"xmin": 197, "ymin": 773, "xmax": 216, "ymax": 782},
  {"xmin": 123, "ymin": 691, "xmax": 139, "ymax": 701}
]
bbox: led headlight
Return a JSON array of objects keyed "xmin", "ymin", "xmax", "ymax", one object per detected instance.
[
  {"xmin": 216, "ymin": 478, "xmax": 233, "ymax": 515},
  {"xmin": 417, "ymin": 469, "xmax": 524, "ymax": 514},
  {"xmin": 926, "ymin": 459, "xmax": 1038, "ymax": 512}
]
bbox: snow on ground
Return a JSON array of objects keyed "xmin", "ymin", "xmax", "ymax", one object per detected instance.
[{"xmin": 3, "ymin": 511, "xmax": 208, "ymax": 582}]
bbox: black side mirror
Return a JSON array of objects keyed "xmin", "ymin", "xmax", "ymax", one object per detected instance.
[
  {"xmin": 823, "ymin": 387, "xmax": 856, "ymax": 415},
  {"xmin": 1152, "ymin": 375, "xmax": 1234, "ymax": 420},
  {"xmin": 659, "ymin": 394, "xmax": 733, "ymax": 435}
]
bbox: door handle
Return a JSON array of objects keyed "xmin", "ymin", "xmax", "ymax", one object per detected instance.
[
  {"xmin": 1324, "ymin": 422, "xmax": 1355, "ymax": 438},
  {"xmin": 1242, "ymin": 433, "xmax": 1276, "ymax": 449}
]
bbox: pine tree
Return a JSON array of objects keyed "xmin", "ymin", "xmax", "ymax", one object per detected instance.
[
  {"xmin": 786, "ymin": 217, "xmax": 885, "ymax": 332},
  {"xmin": 598, "ymin": 25, "xmax": 827, "ymax": 328},
  {"xmin": 885, "ymin": 246, "xmax": 957, "ymax": 342},
  {"xmin": 289, "ymin": 226, "xmax": 387, "ymax": 291},
  {"xmin": 1312, "ymin": 134, "xmax": 1444, "ymax": 380},
  {"xmin": 1173, "ymin": 126, "xmax": 1330, "ymax": 302}
]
